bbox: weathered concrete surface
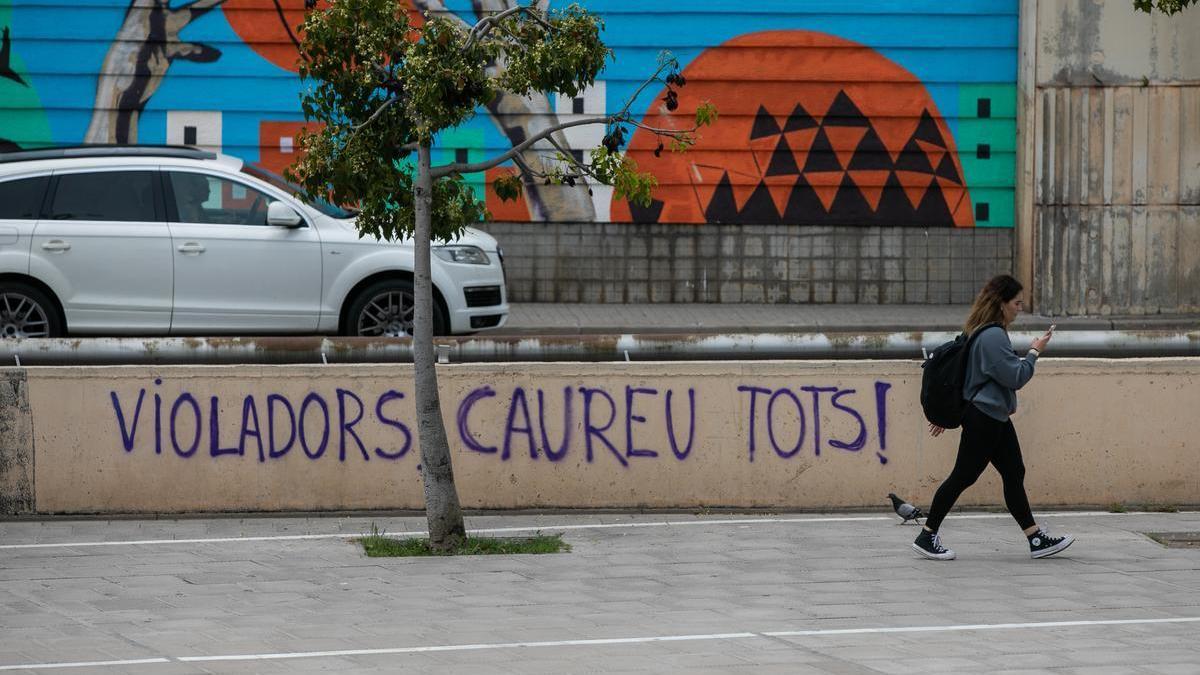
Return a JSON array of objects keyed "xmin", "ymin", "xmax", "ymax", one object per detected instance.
[
  {"xmin": 0, "ymin": 511, "xmax": 1198, "ymax": 673},
  {"xmin": 1035, "ymin": 85, "xmax": 1200, "ymax": 315},
  {"xmin": 0, "ymin": 369, "xmax": 32, "ymax": 514},
  {"xmin": 1037, "ymin": 0, "xmax": 1200, "ymax": 85},
  {"xmin": 1032, "ymin": 1, "xmax": 1200, "ymax": 316},
  {"xmin": 13, "ymin": 359, "xmax": 1200, "ymax": 514}
]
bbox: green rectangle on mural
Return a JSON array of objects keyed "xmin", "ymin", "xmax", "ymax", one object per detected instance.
[
  {"xmin": 959, "ymin": 153, "xmax": 1016, "ymax": 189},
  {"xmin": 967, "ymin": 188, "xmax": 1014, "ymax": 228},
  {"xmin": 955, "ymin": 85, "xmax": 1017, "ymax": 228}
]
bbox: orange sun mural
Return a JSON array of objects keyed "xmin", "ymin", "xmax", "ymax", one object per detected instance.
[
  {"xmin": 613, "ymin": 30, "xmax": 974, "ymax": 227},
  {"xmin": 221, "ymin": 0, "xmax": 424, "ymax": 73}
]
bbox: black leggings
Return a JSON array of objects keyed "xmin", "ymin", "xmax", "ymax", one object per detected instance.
[{"xmin": 924, "ymin": 405, "xmax": 1036, "ymax": 532}]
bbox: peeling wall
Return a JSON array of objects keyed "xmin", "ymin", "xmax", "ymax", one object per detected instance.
[
  {"xmin": 1037, "ymin": 0, "xmax": 1200, "ymax": 85},
  {"xmin": 0, "ymin": 369, "xmax": 33, "ymax": 514},
  {"xmin": 1033, "ymin": 1, "xmax": 1200, "ymax": 315},
  {"xmin": 5, "ymin": 360, "xmax": 1197, "ymax": 514}
]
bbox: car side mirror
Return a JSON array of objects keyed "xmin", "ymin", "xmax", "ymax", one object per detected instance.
[{"xmin": 266, "ymin": 201, "xmax": 303, "ymax": 228}]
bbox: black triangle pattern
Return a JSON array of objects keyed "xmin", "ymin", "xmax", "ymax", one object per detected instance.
[
  {"xmin": 894, "ymin": 138, "xmax": 935, "ymax": 173},
  {"xmin": 782, "ymin": 175, "xmax": 829, "ymax": 224},
  {"xmin": 640, "ymin": 94, "xmax": 966, "ymax": 226},
  {"xmin": 829, "ymin": 173, "xmax": 874, "ymax": 220},
  {"xmin": 705, "ymin": 172, "xmax": 739, "ymax": 223},
  {"xmin": 750, "ymin": 105, "xmax": 782, "ymax": 140},
  {"xmin": 628, "ymin": 198, "xmax": 665, "ymax": 224},
  {"xmin": 934, "ymin": 154, "xmax": 961, "ymax": 183},
  {"xmin": 912, "ymin": 109, "xmax": 946, "ymax": 147},
  {"xmin": 783, "ymin": 102, "xmax": 817, "ymax": 132},
  {"xmin": 765, "ymin": 135, "xmax": 801, "ymax": 177},
  {"xmin": 802, "ymin": 127, "xmax": 842, "ymax": 173},
  {"xmin": 822, "ymin": 90, "xmax": 869, "ymax": 127},
  {"xmin": 739, "ymin": 182, "xmax": 781, "ymax": 223},
  {"xmin": 846, "ymin": 127, "xmax": 892, "ymax": 171}
]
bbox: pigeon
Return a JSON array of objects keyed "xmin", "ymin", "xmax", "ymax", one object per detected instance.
[{"xmin": 888, "ymin": 493, "xmax": 924, "ymax": 524}]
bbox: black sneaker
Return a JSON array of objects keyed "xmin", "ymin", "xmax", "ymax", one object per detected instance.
[
  {"xmin": 1029, "ymin": 529, "xmax": 1075, "ymax": 558},
  {"xmin": 912, "ymin": 529, "xmax": 955, "ymax": 560}
]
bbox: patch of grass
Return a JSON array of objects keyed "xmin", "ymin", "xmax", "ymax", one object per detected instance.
[
  {"xmin": 1109, "ymin": 503, "xmax": 1179, "ymax": 513},
  {"xmin": 359, "ymin": 526, "xmax": 569, "ymax": 557},
  {"xmin": 1144, "ymin": 532, "xmax": 1170, "ymax": 547},
  {"xmin": 1142, "ymin": 532, "xmax": 1200, "ymax": 548}
]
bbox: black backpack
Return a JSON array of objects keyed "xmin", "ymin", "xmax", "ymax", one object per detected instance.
[{"xmin": 920, "ymin": 323, "xmax": 1001, "ymax": 428}]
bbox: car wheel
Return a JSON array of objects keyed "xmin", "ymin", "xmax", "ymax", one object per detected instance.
[
  {"xmin": 346, "ymin": 279, "xmax": 448, "ymax": 337},
  {"xmin": 0, "ymin": 282, "xmax": 64, "ymax": 338}
]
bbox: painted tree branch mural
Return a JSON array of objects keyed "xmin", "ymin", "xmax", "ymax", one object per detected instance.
[
  {"xmin": 413, "ymin": 0, "xmax": 597, "ymax": 222},
  {"xmin": 86, "ymin": 0, "xmax": 225, "ymax": 143}
]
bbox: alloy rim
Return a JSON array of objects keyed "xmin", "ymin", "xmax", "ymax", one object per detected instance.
[
  {"xmin": 0, "ymin": 292, "xmax": 51, "ymax": 338},
  {"xmin": 357, "ymin": 290, "xmax": 415, "ymax": 337}
]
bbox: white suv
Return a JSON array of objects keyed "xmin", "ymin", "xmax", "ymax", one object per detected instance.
[{"xmin": 0, "ymin": 146, "xmax": 508, "ymax": 338}]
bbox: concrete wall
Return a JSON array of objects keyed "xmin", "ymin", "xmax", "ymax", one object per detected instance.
[
  {"xmin": 1030, "ymin": 1, "xmax": 1200, "ymax": 315},
  {"xmin": 3, "ymin": 359, "xmax": 1196, "ymax": 514},
  {"xmin": 2, "ymin": 2, "xmax": 1022, "ymax": 306},
  {"xmin": 490, "ymin": 223, "xmax": 1012, "ymax": 304}
]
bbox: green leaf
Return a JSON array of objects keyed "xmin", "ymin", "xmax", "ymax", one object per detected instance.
[
  {"xmin": 695, "ymin": 100, "xmax": 719, "ymax": 127},
  {"xmin": 492, "ymin": 174, "xmax": 524, "ymax": 202}
]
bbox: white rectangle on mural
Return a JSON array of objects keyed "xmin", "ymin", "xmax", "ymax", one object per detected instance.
[{"xmin": 166, "ymin": 111, "xmax": 222, "ymax": 152}]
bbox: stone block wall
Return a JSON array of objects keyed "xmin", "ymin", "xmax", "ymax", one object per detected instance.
[{"xmin": 487, "ymin": 223, "xmax": 1012, "ymax": 304}]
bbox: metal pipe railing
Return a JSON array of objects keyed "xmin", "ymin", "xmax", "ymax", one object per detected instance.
[{"xmin": 0, "ymin": 330, "xmax": 1196, "ymax": 365}]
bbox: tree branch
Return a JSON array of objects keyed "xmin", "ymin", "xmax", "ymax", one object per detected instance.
[
  {"xmin": 351, "ymin": 95, "xmax": 398, "ymax": 134},
  {"xmin": 463, "ymin": 5, "xmax": 552, "ymax": 51},
  {"xmin": 431, "ymin": 114, "xmax": 619, "ymax": 178}
]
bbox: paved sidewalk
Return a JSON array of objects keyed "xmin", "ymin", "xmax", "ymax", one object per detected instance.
[
  {"xmin": 498, "ymin": 303, "xmax": 1199, "ymax": 335},
  {"xmin": 2, "ymin": 510, "xmax": 1198, "ymax": 673}
]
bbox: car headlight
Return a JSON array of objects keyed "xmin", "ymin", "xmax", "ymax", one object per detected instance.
[{"xmin": 432, "ymin": 245, "xmax": 490, "ymax": 265}]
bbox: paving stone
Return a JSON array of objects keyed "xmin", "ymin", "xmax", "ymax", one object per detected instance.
[{"xmin": 1, "ymin": 511, "xmax": 1199, "ymax": 672}]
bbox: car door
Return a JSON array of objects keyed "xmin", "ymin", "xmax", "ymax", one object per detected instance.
[
  {"xmin": 165, "ymin": 170, "xmax": 322, "ymax": 334},
  {"xmin": 0, "ymin": 173, "xmax": 48, "ymax": 271},
  {"xmin": 29, "ymin": 169, "xmax": 173, "ymax": 334}
]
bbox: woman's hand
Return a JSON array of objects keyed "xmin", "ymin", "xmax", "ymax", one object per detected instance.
[
  {"xmin": 929, "ymin": 423, "xmax": 945, "ymax": 437},
  {"xmin": 1031, "ymin": 325, "xmax": 1054, "ymax": 353}
]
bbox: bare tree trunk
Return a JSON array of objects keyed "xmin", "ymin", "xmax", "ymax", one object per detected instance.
[
  {"xmin": 413, "ymin": 142, "xmax": 466, "ymax": 550},
  {"xmin": 484, "ymin": 90, "xmax": 596, "ymax": 221},
  {"xmin": 414, "ymin": 0, "xmax": 596, "ymax": 222},
  {"xmin": 85, "ymin": 0, "xmax": 224, "ymax": 144},
  {"xmin": 472, "ymin": 0, "xmax": 594, "ymax": 221}
]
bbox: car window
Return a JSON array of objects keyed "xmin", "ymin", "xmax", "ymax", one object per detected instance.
[
  {"xmin": 48, "ymin": 171, "xmax": 158, "ymax": 222},
  {"xmin": 168, "ymin": 172, "xmax": 278, "ymax": 226},
  {"xmin": 240, "ymin": 163, "xmax": 356, "ymax": 219},
  {"xmin": 0, "ymin": 176, "xmax": 49, "ymax": 219}
]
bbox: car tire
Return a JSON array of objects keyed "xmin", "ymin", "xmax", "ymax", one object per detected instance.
[
  {"xmin": 0, "ymin": 282, "xmax": 64, "ymax": 338},
  {"xmin": 344, "ymin": 279, "xmax": 448, "ymax": 337}
]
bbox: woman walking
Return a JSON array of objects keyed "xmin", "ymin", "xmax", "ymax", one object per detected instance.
[{"xmin": 912, "ymin": 274, "xmax": 1074, "ymax": 561}]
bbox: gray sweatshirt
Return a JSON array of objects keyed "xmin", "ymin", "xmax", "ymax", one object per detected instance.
[{"xmin": 962, "ymin": 326, "xmax": 1039, "ymax": 422}]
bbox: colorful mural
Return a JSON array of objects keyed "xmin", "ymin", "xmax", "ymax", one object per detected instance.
[{"xmin": 0, "ymin": 0, "xmax": 1018, "ymax": 227}]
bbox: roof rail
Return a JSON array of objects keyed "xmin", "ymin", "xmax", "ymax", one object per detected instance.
[{"xmin": 0, "ymin": 144, "xmax": 218, "ymax": 164}]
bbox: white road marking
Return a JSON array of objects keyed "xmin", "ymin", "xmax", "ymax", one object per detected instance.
[
  {"xmin": 177, "ymin": 632, "xmax": 760, "ymax": 662},
  {"xmin": 1, "ymin": 617, "xmax": 1198, "ymax": 670},
  {"xmin": 765, "ymin": 616, "xmax": 1200, "ymax": 637},
  {"xmin": 0, "ymin": 510, "xmax": 1173, "ymax": 550},
  {"xmin": 0, "ymin": 658, "xmax": 169, "ymax": 671}
]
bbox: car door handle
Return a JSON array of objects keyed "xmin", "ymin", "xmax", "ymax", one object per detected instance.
[
  {"xmin": 177, "ymin": 242, "xmax": 206, "ymax": 255},
  {"xmin": 41, "ymin": 240, "xmax": 71, "ymax": 252}
]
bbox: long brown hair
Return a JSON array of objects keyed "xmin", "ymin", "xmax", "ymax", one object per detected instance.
[{"xmin": 963, "ymin": 274, "xmax": 1023, "ymax": 334}]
